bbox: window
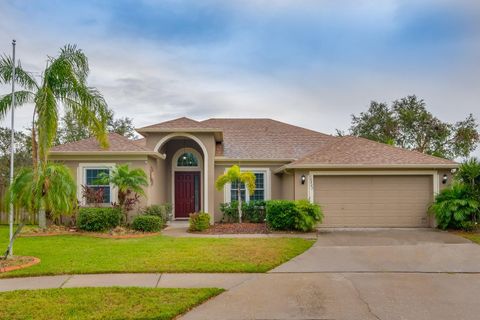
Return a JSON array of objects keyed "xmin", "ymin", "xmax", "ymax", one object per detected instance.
[
  {"xmin": 228, "ymin": 171, "xmax": 266, "ymax": 202},
  {"xmin": 85, "ymin": 168, "xmax": 111, "ymax": 204},
  {"xmin": 177, "ymin": 152, "xmax": 199, "ymax": 167}
]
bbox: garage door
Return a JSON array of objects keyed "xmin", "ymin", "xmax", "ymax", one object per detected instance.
[{"xmin": 314, "ymin": 175, "xmax": 433, "ymax": 227}]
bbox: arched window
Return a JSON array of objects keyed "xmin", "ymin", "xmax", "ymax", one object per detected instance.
[{"xmin": 177, "ymin": 152, "xmax": 199, "ymax": 167}]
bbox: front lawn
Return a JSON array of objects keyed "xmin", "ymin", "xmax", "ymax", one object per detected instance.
[
  {"xmin": 0, "ymin": 287, "xmax": 222, "ymax": 320},
  {"xmin": 0, "ymin": 226, "xmax": 313, "ymax": 277}
]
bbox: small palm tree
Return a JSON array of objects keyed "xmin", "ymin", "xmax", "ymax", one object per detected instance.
[
  {"xmin": 3, "ymin": 162, "xmax": 76, "ymax": 258},
  {"xmin": 97, "ymin": 164, "xmax": 148, "ymax": 222},
  {"xmin": 215, "ymin": 165, "xmax": 255, "ymax": 223},
  {"xmin": 456, "ymin": 158, "xmax": 480, "ymax": 194},
  {"xmin": 0, "ymin": 44, "xmax": 109, "ymax": 230}
]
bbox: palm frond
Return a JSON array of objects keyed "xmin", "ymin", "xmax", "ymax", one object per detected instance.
[
  {"xmin": 0, "ymin": 55, "xmax": 38, "ymax": 90},
  {"xmin": 35, "ymin": 87, "xmax": 58, "ymax": 161},
  {"xmin": 0, "ymin": 90, "xmax": 35, "ymax": 120}
]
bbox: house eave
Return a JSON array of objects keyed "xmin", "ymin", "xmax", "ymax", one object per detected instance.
[
  {"xmin": 274, "ymin": 163, "xmax": 459, "ymax": 174},
  {"xmin": 49, "ymin": 151, "xmax": 166, "ymax": 160}
]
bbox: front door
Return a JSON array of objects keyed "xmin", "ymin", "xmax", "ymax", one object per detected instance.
[{"xmin": 174, "ymin": 172, "xmax": 201, "ymax": 218}]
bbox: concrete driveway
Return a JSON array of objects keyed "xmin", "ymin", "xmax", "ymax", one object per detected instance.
[{"xmin": 180, "ymin": 229, "xmax": 480, "ymax": 320}]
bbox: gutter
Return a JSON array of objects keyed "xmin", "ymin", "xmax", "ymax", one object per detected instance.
[
  {"xmin": 274, "ymin": 163, "xmax": 459, "ymax": 174},
  {"xmin": 49, "ymin": 151, "xmax": 166, "ymax": 160}
]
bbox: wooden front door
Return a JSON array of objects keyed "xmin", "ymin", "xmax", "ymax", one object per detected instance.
[{"xmin": 174, "ymin": 172, "xmax": 201, "ymax": 218}]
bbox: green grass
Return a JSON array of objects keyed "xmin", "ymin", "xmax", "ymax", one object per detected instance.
[
  {"xmin": 456, "ymin": 231, "xmax": 480, "ymax": 244},
  {"xmin": 0, "ymin": 287, "xmax": 223, "ymax": 320},
  {"xmin": 0, "ymin": 226, "xmax": 313, "ymax": 277}
]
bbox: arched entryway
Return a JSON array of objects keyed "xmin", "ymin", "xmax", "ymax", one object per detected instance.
[{"xmin": 155, "ymin": 133, "xmax": 209, "ymax": 219}]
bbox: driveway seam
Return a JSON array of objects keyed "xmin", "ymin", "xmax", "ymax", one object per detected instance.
[
  {"xmin": 343, "ymin": 274, "xmax": 382, "ymax": 320},
  {"xmin": 59, "ymin": 275, "xmax": 73, "ymax": 288}
]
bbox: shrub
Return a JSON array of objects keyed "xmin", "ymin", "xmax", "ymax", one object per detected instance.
[
  {"xmin": 266, "ymin": 200, "xmax": 323, "ymax": 231},
  {"xmin": 294, "ymin": 199, "xmax": 324, "ymax": 231},
  {"xmin": 430, "ymin": 183, "xmax": 480, "ymax": 230},
  {"xmin": 77, "ymin": 207, "xmax": 122, "ymax": 232},
  {"xmin": 220, "ymin": 201, "xmax": 266, "ymax": 223},
  {"xmin": 189, "ymin": 212, "xmax": 211, "ymax": 231},
  {"xmin": 265, "ymin": 200, "xmax": 298, "ymax": 230},
  {"xmin": 143, "ymin": 204, "xmax": 172, "ymax": 223},
  {"xmin": 132, "ymin": 215, "xmax": 163, "ymax": 232}
]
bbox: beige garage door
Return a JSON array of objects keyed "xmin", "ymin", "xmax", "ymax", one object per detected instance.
[{"xmin": 314, "ymin": 175, "xmax": 433, "ymax": 227}]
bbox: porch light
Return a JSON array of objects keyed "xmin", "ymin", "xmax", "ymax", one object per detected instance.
[
  {"xmin": 301, "ymin": 174, "xmax": 306, "ymax": 185},
  {"xmin": 442, "ymin": 174, "xmax": 448, "ymax": 184}
]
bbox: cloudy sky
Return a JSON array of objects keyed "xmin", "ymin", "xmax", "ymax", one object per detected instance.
[{"xmin": 0, "ymin": 0, "xmax": 479, "ymax": 155}]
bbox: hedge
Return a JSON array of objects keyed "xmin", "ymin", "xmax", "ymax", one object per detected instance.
[
  {"xmin": 77, "ymin": 207, "xmax": 122, "ymax": 232},
  {"xmin": 132, "ymin": 215, "xmax": 163, "ymax": 232},
  {"xmin": 266, "ymin": 200, "xmax": 323, "ymax": 231}
]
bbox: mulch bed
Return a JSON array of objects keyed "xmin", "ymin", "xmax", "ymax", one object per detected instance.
[
  {"xmin": 19, "ymin": 226, "xmax": 161, "ymax": 239},
  {"xmin": 199, "ymin": 223, "xmax": 270, "ymax": 234},
  {"xmin": 0, "ymin": 256, "xmax": 40, "ymax": 273}
]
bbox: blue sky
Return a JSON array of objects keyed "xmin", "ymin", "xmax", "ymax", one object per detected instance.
[{"xmin": 0, "ymin": 0, "xmax": 479, "ymax": 156}]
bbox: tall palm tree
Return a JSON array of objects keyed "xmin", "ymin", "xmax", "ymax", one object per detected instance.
[
  {"xmin": 0, "ymin": 44, "xmax": 110, "ymax": 230},
  {"xmin": 215, "ymin": 165, "xmax": 256, "ymax": 223}
]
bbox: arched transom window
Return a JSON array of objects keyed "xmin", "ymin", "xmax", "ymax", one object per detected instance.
[{"xmin": 177, "ymin": 152, "xmax": 199, "ymax": 167}]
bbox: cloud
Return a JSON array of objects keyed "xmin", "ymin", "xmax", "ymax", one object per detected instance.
[{"xmin": 0, "ymin": 0, "xmax": 478, "ymax": 157}]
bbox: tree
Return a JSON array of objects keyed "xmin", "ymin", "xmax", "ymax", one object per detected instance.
[
  {"xmin": 97, "ymin": 164, "xmax": 148, "ymax": 222},
  {"xmin": 344, "ymin": 95, "xmax": 479, "ymax": 159},
  {"xmin": 3, "ymin": 162, "xmax": 76, "ymax": 258},
  {"xmin": 56, "ymin": 109, "xmax": 137, "ymax": 145},
  {"xmin": 215, "ymin": 165, "xmax": 256, "ymax": 223},
  {"xmin": 0, "ymin": 44, "xmax": 110, "ymax": 233}
]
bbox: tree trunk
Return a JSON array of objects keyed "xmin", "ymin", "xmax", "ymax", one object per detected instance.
[
  {"xmin": 31, "ymin": 120, "xmax": 38, "ymax": 172},
  {"xmin": 237, "ymin": 184, "xmax": 242, "ymax": 223},
  {"xmin": 38, "ymin": 208, "xmax": 47, "ymax": 230}
]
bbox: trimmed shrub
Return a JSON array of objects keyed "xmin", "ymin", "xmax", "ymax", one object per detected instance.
[
  {"xmin": 132, "ymin": 215, "xmax": 163, "ymax": 232},
  {"xmin": 189, "ymin": 212, "xmax": 211, "ymax": 231},
  {"xmin": 265, "ymin": 200, "xmax": 298, "ymax": 230},
  {"xmin": 266, "ymin": 200, "xmax": 323, "ymax": 231},
  {"xmin": 220, "ymin": 200, "xmax": 266, "ymax": 223},
  {"xmin": 77, "ymin": 207, "xmax": 122, "ymax": 232},
  {"xmin": 143, "ymin": 204, "xmax": 172, "ymax": 223}
]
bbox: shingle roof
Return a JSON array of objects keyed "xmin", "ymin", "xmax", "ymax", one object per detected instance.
[
  {"xmin": 201, "ymin": 118, "xmax": 333, "ymax": 159},
  {"xmin": 287, "ymin": 136, "xmax": 456, "ymax": 167},
  {"xmin": 50, "ymin": 133, "xmax": 151, "ymax": 152},
  {"xmin": 136, "ymin": 117, "xmax": 220, "ymax": 132}
]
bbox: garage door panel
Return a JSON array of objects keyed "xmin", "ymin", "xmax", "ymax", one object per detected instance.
[{"xmin": 314, "ymin": 175, "xmax": 433, "ymax": 227}]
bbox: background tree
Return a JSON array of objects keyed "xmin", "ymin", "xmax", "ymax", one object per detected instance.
[
  {"xmin": 215, "ymin": 165, "xmax": 256, "ymax": 223},
  {"xmin": 343, "ymin": 95, "xmax": 479, "ymax": 159},
  {"xmin": 56, "ymin": 108, "xmax": 137, "ymax": 144},
  {"xmin": 0, "ymin": 44, "xmax": 110, "ymax": 232}
]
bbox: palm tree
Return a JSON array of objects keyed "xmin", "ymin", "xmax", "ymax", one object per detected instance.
[
  {"xmin": 97, "ymin": 164, "xmax": 148, "ymax": 222},
  {"xmin": 215, "ymin": 165, "xmax": 256, "ymax": 223},
  {"xmin": 0, "ymin": 44, "xmax": 110, "ymax": 229},
  {"xmin": 3, "ymin": 162, "xmax": 76, "ymax": 258}
]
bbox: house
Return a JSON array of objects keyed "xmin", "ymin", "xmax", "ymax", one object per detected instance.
[{"xmin": 50, "ymin": 117, "xmax": 457, "ymax": 227}]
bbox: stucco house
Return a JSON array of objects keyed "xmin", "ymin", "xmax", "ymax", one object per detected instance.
[{"xmin": 50, "ymin": 117, "xmax": 457, "ymax": 227}]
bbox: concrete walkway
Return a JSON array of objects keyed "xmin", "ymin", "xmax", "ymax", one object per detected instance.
[{"xmin": 0, "ymin": 273, "xmax": 259, "ymax": 292}]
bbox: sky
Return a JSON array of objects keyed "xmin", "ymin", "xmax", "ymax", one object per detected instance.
[{"xmin": 0, "ymin": 0, "xmax": 479, "ymax": 157}]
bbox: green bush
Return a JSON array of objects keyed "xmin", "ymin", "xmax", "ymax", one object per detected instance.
[
  {"xmin": 265, "ymin": 200, "xmax": 298, "ymax": 230},
  {"xmin": 77, "ymin": 207, "xmax": 122, "ymax": 232},
  {"xmin": 132, "ymin": 215, "xmax": 163, "ymax": 232},
  {"xmin": 220, "ymin": 201, "xmax": 266, "ymax": 223},
  {"xmin": 189, "ymin": 212, "xmax": 211, "ymax": 231},
  {"xmin": 266, "ymin": 200, "xmax": 323, "ymax": 231},
  {"xmin": 430, "ymin": 183, "xmax": 480, "ymax": 230},
  {"xmin": 143, "ymin": 204, "xmax": 172, "ymax": 223}
]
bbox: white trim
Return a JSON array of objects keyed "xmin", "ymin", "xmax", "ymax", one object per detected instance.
[
  {"xmin": 308, "ymin": 170, "xmax": 438, "ymax": 204},
  {"xmin": 274, "ymin": 163, "xmax": 458, "ymax": 174},
  {"xmin": 77, "ymin": 163, "xmax": 117, "ymax": 205},
  {"xmin": 154, "ymin": 133, "xmax": 209, "ymax": 219},
  {"xmin": 224, "ymin": 167, "xmax": 271, "ymax": 203}
]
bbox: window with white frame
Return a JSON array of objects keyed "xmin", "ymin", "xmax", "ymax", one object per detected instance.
[
  {"xmin": 228, "ymin": 170, "xmax": 268, "ymax": 202},
  {"xmin": 85, "ymin": 168, "xmax": 111, "ymax": 204}
]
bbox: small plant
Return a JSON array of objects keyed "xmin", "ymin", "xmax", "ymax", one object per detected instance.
[
  {"xmin": 77, "ymin": 207, "xmax": 122, "ymax": 232},
  {"xmin": 294, "ymin": 200, "xmax": 324, "ymax": 231},
  {"xmin": 132, "ymin": 215, "xmax": 163, "ymax": 232},
  {"xmin": 189, "ymin": 212, "xmax": 210, "ymax": 231},
  {"xmin": 81, "ymin": 185, "xmax": 105, "ymax": 206},
  {"xmin": 143, "ymin": 204, "xmax": 172, "ymax": 223},
  {"xmin": 220, "ymin": 201, "xmax": 266, "ymax": 223}
]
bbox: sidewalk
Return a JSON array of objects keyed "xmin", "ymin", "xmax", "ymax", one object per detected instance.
[{"xmin": 0, "ymin": 273, "xmax": 260, "ymax": 292}]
